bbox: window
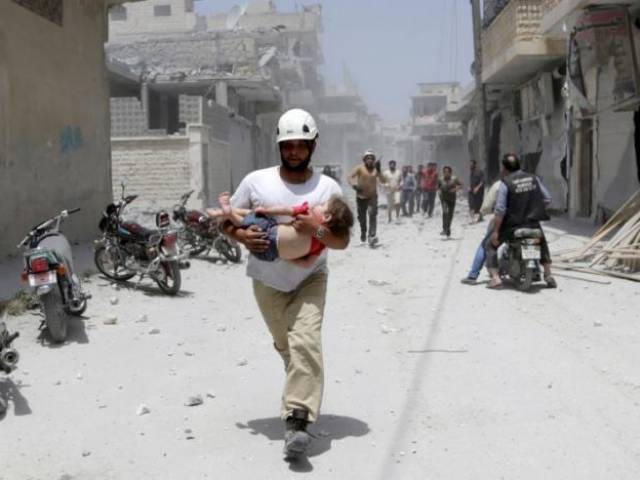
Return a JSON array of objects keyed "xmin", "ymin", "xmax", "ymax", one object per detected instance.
[
  {"xmin": 154, "ymin": 4, "xmax": 172, "ymax": 17},
  {"xmin": 184, "ymin": 0, "xmax": 194, "ymax": 13},
  {"xmin": 110, "ymin": 5, "xmax": 127, "ymax": 22},
  {"xmin": 11, "ymin": 0, "xmax": 63, "ymax": 26}
]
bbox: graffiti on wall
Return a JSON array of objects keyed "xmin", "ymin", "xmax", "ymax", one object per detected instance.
[
  {"xmin": 11, "ymin": 0, "xmax": 63, "ymax": 26},
  {"xmin": 60, "ymin": 126, "xmax": 83, "ymax": 155}
]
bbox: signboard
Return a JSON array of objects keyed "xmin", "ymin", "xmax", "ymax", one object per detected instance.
[{"xmin": 575, "ymin": 7, "xmax": 639, "ymax": 106}]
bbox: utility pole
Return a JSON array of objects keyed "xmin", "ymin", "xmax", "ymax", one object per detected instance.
[{"xmin": 470, "ymin": 0, "xmax": 489, "ymax": 179}]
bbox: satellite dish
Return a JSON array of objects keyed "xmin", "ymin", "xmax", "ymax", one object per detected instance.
[
  {"xmin": 225, "ymin": 3, "xmax": 248, "ymax": 30},
  {"xmin": 258, "ymin": 46, "xmax": 277, "ymax": 68}
]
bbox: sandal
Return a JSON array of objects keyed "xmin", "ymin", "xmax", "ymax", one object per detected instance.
[{"xmin": 487, "ymin": 280, "xmax": 503, "ymax": 290}]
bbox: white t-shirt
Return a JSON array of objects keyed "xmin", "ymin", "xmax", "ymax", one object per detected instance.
[{"xmin": 231, "ymin": 166, "xmax": 343, "ymax": 292}]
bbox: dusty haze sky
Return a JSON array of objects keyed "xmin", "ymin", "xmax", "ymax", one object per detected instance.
[{"xmin": 196, "ymin": 0, "xmax": 475, "ymax": 125}]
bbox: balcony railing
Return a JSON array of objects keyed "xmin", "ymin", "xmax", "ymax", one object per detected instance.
[{"xmin": 481, "ymin": 0, "xmax": 567, "ymax": 84}]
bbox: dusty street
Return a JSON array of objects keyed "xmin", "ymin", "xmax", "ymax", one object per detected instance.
[{"xmin": 1, "ymin": 209, "xmax": 639, "ymax": 480}]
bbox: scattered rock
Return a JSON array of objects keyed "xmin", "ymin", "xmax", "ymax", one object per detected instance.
[
  {"xmin": 148, "ymin": 328, "xmax": 161, "ymax": 335},
  {"xmin": 184, "ymin": 351, "xmax": 195, "ymax": 357},
  {"xmin": 206, "ymin": 391, "xmax": 216, "ymax": 399},
  {"xmin": 135, "ymin": 315, "xmax": 148, "ymax": 323},
  {"xmin": 368, "ymin": 279, "xmax": 390, "ymax": 287},
  {"xmin": 376, "ymin": 308, "xmax": 388, "ymax": 316},
  {"xmin": 216, "ymin": 324, "xmax": 228, "ymax": 332},
  {"xmin": 593, "ymin": 322, "xmax": 603, "ymax": 327},
  {"xmin": 184, "ymin": 395, "xmax": 203, "ymax": 407},
  {"xmin": 109, "ymin": 297, "xmax": 119, "ymax": 305},
  {"xmin": 136, "ymin": 404, "xmax": 150, "ymax": 416},
  {"xmin": 237, "ymin": 357, "xmax": 248, "ymax": 367},
  {"xmin": 76, "ymin": 372, "xmax": 83, "ymax": 380},
  {"xmin": 103, "ymin": 315, "xmax": 118, "ymax": 326},
  {"xmin": 81, "ymin": 450, "xmax": 91, "ymax": 457},
  {"xmin": 380, "ymin": 324, "xmax": 396, "ymax": 334}
]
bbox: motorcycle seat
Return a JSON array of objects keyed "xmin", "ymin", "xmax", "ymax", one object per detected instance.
[
  {"xmin": 121, "ymin": 222, "xmax": 155, "ymax": 240},
  {"xmin": 513, "ymin": 228, "xmax": 543, "ymax": 239}
]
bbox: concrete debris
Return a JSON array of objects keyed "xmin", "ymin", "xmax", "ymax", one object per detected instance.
[
  {"xmin": 136, "ymin": 404, "xmax": 150, "ymax": 416},
  {"xmin": 380, "ymin": 324, "xmax": 397, "ymax": 334},
  {"xmin": 103, "ymin": 315, "xmax": 118, "ymax": 325},
  {"xmin": 368, "ymin": 279, "xmax": 391, "ymax": 287},
  {"xmin": 76, "ymin": 372, "xmax": 83, "ymax": 380},
  {"xmin": 81, "ymin": 450, "xmax": 91, "ymax": 457},
  {"xmin": 216, "ymin": 324, "xmax": 228, "ymax": 332},
  {"xmin": 148, "ymin": 328, "xmax": 161, "ymax": 335},
  {"xmin": 237, "ymin": 357, "xmax": 248, "ymax": 367},
  {"xmin": 184, "ymin": 395, "xmax": 203, "ymax": 407},
  {"xmin": 184, "ymin": 351, "xmax": 195, "ymax": 357},
  {"xmin": 206, "ymin": 391, "xmax": 216, "ymax": 399},
  {"xmin": 376, "ymin": 308, "xmax": 388, "ymax": 316},
  {"xmin": 110, "ymin": 297, "xmax": 119, "ymax": 305},
  {"xmin": 593, "ymin": 322, "xmax": 603, "ymax": 327},
  {"xmin": 135, "ymin": 315, "xmax": 148, "ymax": 323}
]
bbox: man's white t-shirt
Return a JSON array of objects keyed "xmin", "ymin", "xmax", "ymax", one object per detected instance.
[{"xmin": 230, "ymin": 166, "xmax": 343, "ymax": 292}]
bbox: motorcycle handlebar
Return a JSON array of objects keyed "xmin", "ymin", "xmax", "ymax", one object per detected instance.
[{"xmin": 67, "ymin": 207, "xmax": 81, "ymax": 215}]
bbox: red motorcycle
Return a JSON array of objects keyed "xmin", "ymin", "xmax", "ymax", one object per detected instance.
[{"xmin": 172, "ymin": 190, "xmax": 242, "ymax": 263}]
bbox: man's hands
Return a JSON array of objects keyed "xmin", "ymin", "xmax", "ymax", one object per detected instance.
[
  {"xmin": 491, "ymin": 231, "xmax": 500, "ymax": 247},
  {"xmin": 236, "ymin": 225, "xmax": 270, "ymax": 253}
]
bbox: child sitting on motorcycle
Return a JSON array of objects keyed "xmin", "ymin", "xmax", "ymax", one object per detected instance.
[{"xmin": 207, "ymin": 192, "xmax": 353, "ymax": 268}]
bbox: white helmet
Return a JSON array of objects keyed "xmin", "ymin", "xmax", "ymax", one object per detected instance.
[
  {"xmin": 363, "ymin": 149, "xmax": 376, "ymax": 160},
  {"xmin": 276, "ymin": 109, "xmax": 319, "ymax": 143}
]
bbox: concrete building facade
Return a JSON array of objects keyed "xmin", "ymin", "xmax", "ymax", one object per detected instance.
[
  {"xmin": 106, "ymin": 0, "xmax": 326, "ymax": 211},
  {"xmin": 0, "ymin": 0, "xmax": 133, "ymax": 258}
]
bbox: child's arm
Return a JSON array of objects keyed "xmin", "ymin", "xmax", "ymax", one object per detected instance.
[{"xmin": 255, "ymin": 205, "xmax": 295, "ymax": 217}]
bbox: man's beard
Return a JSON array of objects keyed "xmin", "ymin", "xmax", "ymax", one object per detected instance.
[{"xmin": 281, "ymin": 157, "xmax": 311, "ymax": 173}]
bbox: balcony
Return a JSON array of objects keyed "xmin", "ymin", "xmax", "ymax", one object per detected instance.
[
  {"xmin": 481, "ymin": 0, "xmax": 566, "ymax": 85},
  {"xmin": 411, "ymin": 117, "xmax": 463, "ymax": 139}
]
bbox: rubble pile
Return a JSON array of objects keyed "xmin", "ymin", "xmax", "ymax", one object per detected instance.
[{"xmin": 556, "ymin": 191, "xmax": 640, "ymax": 281}]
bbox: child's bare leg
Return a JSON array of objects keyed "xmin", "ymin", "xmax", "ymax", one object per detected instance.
[
  {"xmin": 206, "ymin": 208, "xmax": 224, "ymax": 218},
  {"xmin": 217, "ymin": 192, "xmax": 249, "ymax": 227}
]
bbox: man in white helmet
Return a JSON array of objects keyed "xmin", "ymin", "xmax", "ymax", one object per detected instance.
[{"xmin": 223, "ymin": 109, "xmax": 349, "ymax": 459}]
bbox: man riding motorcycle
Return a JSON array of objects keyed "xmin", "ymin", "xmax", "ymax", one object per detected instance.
[{"xmin": 485, "ymin": 153, "xmax": 557, "ymax": 289}]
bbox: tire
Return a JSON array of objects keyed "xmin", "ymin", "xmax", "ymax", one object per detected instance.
[
  {"xmin": 516, "ymin": 268, "xmax": 534, "ymax": 292},
  {"xmin": 155, "ymin": 261, "xmax": 181, "ymax": 295},
  {"xmin": 215, "ymin": 237, "xmax": 242, "ymax": 263},
  {"xmin": 41, "ymin": 290, "xmax": 68, "ymax": 343},
  {"xmin": 178, "ymin": 230, "xmax": 208, "ymax": 257},
  {"xmin": 94, "ymin": 246, "xmax": 136, "ymax": 281}
]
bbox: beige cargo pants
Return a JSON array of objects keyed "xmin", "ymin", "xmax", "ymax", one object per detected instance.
[{"xmin": 252, "ymin": 271, "xmax": 327, "ymax": 423}]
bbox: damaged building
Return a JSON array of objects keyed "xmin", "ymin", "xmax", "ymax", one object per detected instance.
[
  {"xmin": 0, "ymin": 0, "xmax": 137, "ymax": 258},
  {"xmin": 463, "ymin": 0, "xmax": 640, "ymax": 219},
  {"xmin": 410, "ymin": 82, "xmax": 470, "ymax": 173},
  {"xmin": 106, "ymin": 0, "xmax": 325, "ymax": 212}
]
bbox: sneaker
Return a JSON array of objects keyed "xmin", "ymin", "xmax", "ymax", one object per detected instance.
[
  {"xmin": 284, "ymin": 409, "xmax": 312, "ymax": 458},
  {"xmin": 439, "ymin": 231, "xmax": 446, "ymax": 236},
  {"xmin": 460, "ymin": 277, "xmax": 478, "ymax": 285}
]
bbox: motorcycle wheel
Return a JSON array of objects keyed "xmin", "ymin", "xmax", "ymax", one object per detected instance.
[
  {"xmin": 41, "ymin": 290, "xmax": 68, "ymax": 343},
  {"xmin": 516, "ymin": 268, "xmax": 534, "ymax": 292},
  {"xmin": 177, "ymin": 230, "xmax": 208, "ymax": 257},
  {"xmin": 215, "ymin": 237, "xmax": 242, "ymax": 263},
  {"xmin": 94, "ymin": 246, "xmax": 136, "ymax": 281},
  {"xmin": 155, "ymin": 261, "xmax": 181, "ymax": 296}
]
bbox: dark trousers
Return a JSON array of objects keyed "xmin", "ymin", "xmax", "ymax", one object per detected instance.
[
  {"xmin": 441, "ymin": 197, "xmax": 456, "ymax": 236},
  {"xmin": 401, "ymin": 190, "xmax": 414, "ymax": 216},
  {"xmin": 413, "ymin": 189, "xmax": 423, "ymax": 213},
  {"xmin": 356, "ymin": 196, "xmax": 378, "ymax": 240},
  {"xmin": 423, "ymin": 191, "xmax": 437, "ymax": 216},
  {"xmin": 468, "ymin": 191, "xmax": 485, "ymax": 214},
  {"xmin": 485, "ymin": 226, "xmax": 552, "ymax": 269}
]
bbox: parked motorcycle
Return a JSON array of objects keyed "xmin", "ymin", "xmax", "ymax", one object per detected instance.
[
  {"xmin": 94, "ymin": 182, "xmax": 189, "ymax": 295},
  {"xmin": 498, "ymin": 228, "xmax": 544, "ymax": 292},
  {"xmin": 17, "ymin": 209, "xmax": 89, "ymax": 342},
  {"xmin": 172, "ymin": 190, "xmax": 242, "ymax": 263},
  {"xmin": 0, "ymin": 320, "xmax": 19, "ymax": 374}
]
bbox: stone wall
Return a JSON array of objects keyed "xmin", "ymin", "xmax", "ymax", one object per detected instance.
[{"xmin": 111, "ymin": 136, "xmax": 191, "ymax": 216}]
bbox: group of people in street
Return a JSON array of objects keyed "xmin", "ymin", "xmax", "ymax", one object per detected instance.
[
  {"xmin": 346, "ymin": 151, "xmax": 477, "ymax": 242},
  {"xmin": 214, "ymin": 107, "xmax": 556, "ymax": 462}
]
